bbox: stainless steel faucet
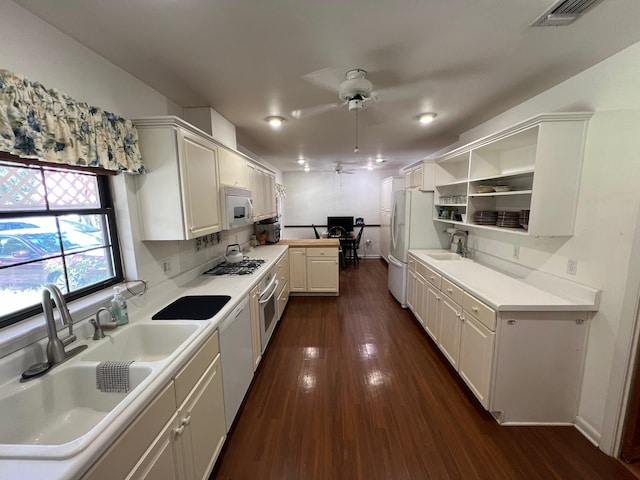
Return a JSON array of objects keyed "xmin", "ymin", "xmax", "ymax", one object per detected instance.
[
  {"xmin": 450, "ymin": 229, "xmax": 469, "ymax": 257},
  {"xmin": 42, "ymin": 284, "xmax": 80, "ymax": 365},
  {"xmin": 91, "ymin": 307, "xmax": 117, "ymax": 340}
]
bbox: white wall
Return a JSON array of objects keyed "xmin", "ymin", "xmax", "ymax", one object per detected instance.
[
  {"xmin": 438, "ymin": 42, "xmax": 640, "ymax": 453},
  {"xmin": 282, "ymin": 168, "xmax": 399, "ymax": 257},
  {"xmin": 0, "ymin": 1, "xmax": 251, "ymax": 297}
]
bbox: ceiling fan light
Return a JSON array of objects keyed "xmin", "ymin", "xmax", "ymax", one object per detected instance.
[
  {"xmin": 418, "ymin": 113, "xmax": 437, "ymax": 125},
  {"xmin": 265, "ymin": 116, "xmax": 285, "ymax": 128},
  {"xmin": 303, "ymin": 165, "xmax": 310, "ymax": 172},
  {"xmin": 375, "ymin": 156, "xmax": 385, "ymax": 163}
]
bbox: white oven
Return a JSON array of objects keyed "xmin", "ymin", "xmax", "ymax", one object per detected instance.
[
  {"xmin": 258, "ymin": 267, "xmax": 279, "ymax": 352},
  {"xmin": 221, "ymin": 185, "xmax": 254, "ymax": 230}
]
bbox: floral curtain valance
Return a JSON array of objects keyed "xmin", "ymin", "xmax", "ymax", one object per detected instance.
[{"xmin": 0, "ymin": 69, "xmax": 145, "ymax": 174}]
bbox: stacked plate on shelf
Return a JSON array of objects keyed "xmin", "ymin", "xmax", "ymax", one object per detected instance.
[
  {"xmin": 495, "ymin": 211, "xmax": 521, "ymax": 228},
  {"xmin": 472, "ymin": 210, "xmax": 498, "ymax": 225},
  {"xmin": 519, "ymin": 209, "xmax": 530, "ymax": 230}
]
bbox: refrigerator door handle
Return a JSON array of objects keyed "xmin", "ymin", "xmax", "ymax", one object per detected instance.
[
  {"xmin": 388, "ymin": 255, "xmax": 403, "ymax": 268},
  {"xmin": 391, "ymin": 196, "xmax": 398, "ymax": 251}
]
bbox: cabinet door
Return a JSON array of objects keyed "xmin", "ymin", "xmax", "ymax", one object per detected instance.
[
  {"xmin": 178, "ymin": 129, "xmax": 221, "ymax": 239},
  {"xmin": 411, "ymin": 165, "xmax": 423, "ymax": 189},
  {"xmin": 438, "ymin": 297, "xmax": 463, "ymax": 369},
  {"xmin": 407, "ymin": 269, "xmax": 416, "ymax": 312},
  {"xmin": 128, "ymin": 413, "xmax": 184, "ymax": 480},
  {"xmin": 218, "ymin": 147, "xmax": 247, "ymax": 188},
  {"xmin": 253, "ymin": 168, "xmax": 266, "ymax": 219},
  {"xmin": 414, "ymin": 274, "xmax": 426, "ymax": 327},
  {"xmin": 307, "ymin": 257, "xmax": 339, "ymax": 292},
  {"xmin": 266, "ymin": 172, "xmax": 276, "ymax": 217},
  {"xmin": 424, "ymin": 284, "xmax": 441, "ymax": 341},
  {"xmin": 176, "ymin": 356, "xmax": 226, "ymax": 480},
  {"xmin": 249, "ymin": 284, "xmax": 261, "ymax": 371},
  {"xmin": 404, "ymin": 170, "xmax": 411, "ymax": 189},
  {"xmin": 289, "ymin": 248, "xmax": 307, "ymax": 292},
  {"xmin": 381, "ymin": 179, "xmax": 392, "ymax": 211},
  {"xmin": 458, "ymin": 313, "xmax": 495, "ymax": 408}
]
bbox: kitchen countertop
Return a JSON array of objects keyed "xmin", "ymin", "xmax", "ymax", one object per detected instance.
[
  {"xmin": 409, "ymin": 249, "xmax": 600, "ymax": 312},
  {"xmin": 279, "ymin": 239, "xmax": 340, "ymax": 247},
  {"xmin": 0, "ymin": 244, "xmax": 288, "ymax": 480}
]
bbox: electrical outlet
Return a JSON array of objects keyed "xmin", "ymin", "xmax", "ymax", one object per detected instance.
[
  {"xmin": 365, "ymin": 239, "xmax": 372, "ymax": 246},
  {"xmin": 513, "ymin": 245, "xmax": 520, "ymax": 260},
  {"xmin": 161, "ymin": 258, "xmax": 172, "ymax": 274},
  {"xmin": 567, "ymin": 259, "xmax": 578, "ymax": 275}
]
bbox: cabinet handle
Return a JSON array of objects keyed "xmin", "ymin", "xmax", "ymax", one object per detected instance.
[
  {"xmin": 447, "ymin": 288, "xmax": 453, "ymax": 293},
  {"xmin": 174, "ymin": 425, "xmax": 185, "ymax": 436},
  {"xmin": 430, "ymin": 276, "xmax": 435, "ymax": 281},
  {"xmin": 189, "ymin": 226, "xmax": 195, "ymax": 232},
  {"xmin": 472, "ymin": 306, "xmax": 478, "ymax": 312},
  {"xmin": 456, "ymin": 312, "xmax": 461, "ymax": 318},
  {"xmin": 436, "ymin": 296, "xmax": 441, "ymax": 301},
  {"xmin": 507, "ymin": 320, "xmax": 516, "ymax": 326},
  {"xmin": 182, "ymin": 415, "xmax": 192, "ymax": 426}
]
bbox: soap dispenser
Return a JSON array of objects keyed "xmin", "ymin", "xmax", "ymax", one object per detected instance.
[{"xmin": 111, "ymin": 286, "xmax": 129, "ymax": 326}]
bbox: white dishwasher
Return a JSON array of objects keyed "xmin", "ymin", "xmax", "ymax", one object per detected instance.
[{"xmin": 219, "ymin": 295, "xmax": 254, "ymax": 432}]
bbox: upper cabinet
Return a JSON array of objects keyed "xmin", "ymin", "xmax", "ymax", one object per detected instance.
[
  {"xmin": 433, "ymin": 112, "xmax": 592, "ymax": 236},
  {"xmin": 134, "ymin": 117, "xmax": 222, "ymax": 240},
  {"xmin": 247, "ymin": 163, "xmax": 276, "ymax": 221},
  {"xmin": 403, "ymin": 162, "xmax": 435, "ymax": 191},
  {"xmin": 218, "ymin": 147, "xmax": 248, "ymax": 188}
]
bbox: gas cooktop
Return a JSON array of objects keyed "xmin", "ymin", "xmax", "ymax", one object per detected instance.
[{"xmin": 203, "ymin": 259, "xmax": 265, "ymax": 276}]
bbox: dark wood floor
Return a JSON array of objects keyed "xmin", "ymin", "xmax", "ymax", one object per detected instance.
[{"xmin": 212, "ymin": 259, "xmax": 636, "ymax": 480}]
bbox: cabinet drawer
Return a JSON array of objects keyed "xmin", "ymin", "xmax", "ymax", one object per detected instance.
[
  {"xmin": 441, "ymin": 277, "xmax": 463, "ymax": 304},
  {"xmin": 174, "ymin": 330, "xmax": 219, "ymax": 407},
  {"xmin": 408, "ymin": 256, "xmax": 416, "ymax": 273},
  {"xmin": 306, "ymin": 247, "xmax": 338, "ymax": 258},
  {"xmin": 463, "ymin": 292, "xmax": 496, "ymax": 331},
  {"xmin": 417, "ymin": 262, "xmax": 441, "ymax": 289}
]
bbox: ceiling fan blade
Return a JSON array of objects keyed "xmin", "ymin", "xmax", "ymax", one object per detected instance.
[
  {"xmin": 290, "ymin": 102, "xmax": 342, "ymax": 119},
  {"xmin": 302, "ymin": 68, "xmax": 345, "ymax": 93}
]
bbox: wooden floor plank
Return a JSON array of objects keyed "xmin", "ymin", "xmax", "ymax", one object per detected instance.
[{"xmin": 211, "ymin": 259, "xmax": 636, "ymax": 480}]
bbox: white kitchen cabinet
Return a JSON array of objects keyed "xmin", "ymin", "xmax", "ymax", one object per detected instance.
[
  {"xmin": 438, "ymin": 296, "xmax": 463, "ymax": 369},
  {"xmin": 407, "ymin": 257, "xmax": 416, "ymax": 312},
  {"xmin": 424, "ymin": 284, "xmax": 441, "ymax": 341},
  {"xmin": 249, "ymin": 284, "xmax": 261, "ymax": 370},
  {"xmin": 218, "ymin": 146, "xmax": 248, "ymax": 188},
  {"xmin": 458, "ymin": 313, "xmax": 495, "ymax": 409},
  {"xmin": 414, "ymin": 271, "xmax": 426, "ymax": 327},
  {"xmin": 289, "ymin": 247, "xmax": 307, "ymax": 292},
  {"xmin": 134, "ymin": 117, "xmax": 222, "ymax": 240},
  {"xmin": 174, "ymin": 356, "xmax": 226, "ymax": 480},
  {"xmin": 433, "ymin": 112, "xmax": 592, "ymax": 236},
  {"xmin": 276, "ymin": 253, "xmax": 290, "ymax": 319},
  {"xmin": 288, "ymin": 247, "xmax": 339, "ymax": 294},
  {"xmin": 307, "ymin": 248, "xmax": 339, "ymax": 293},
  {"xmin": 404, "ymin": 164, "xmax": 423, "ymax": 189},
  {"xmin": 83, "ymin": 332, "xmax": 225, "ymax": 480},
  {"xmin": 247, "ymin": 164, "xmax": 276, "ymax": 221}
]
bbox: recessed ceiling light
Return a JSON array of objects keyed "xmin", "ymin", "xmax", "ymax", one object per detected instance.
[
  {"xmin": 375, "ymin": 156, "xmax": 385, "ymax": 163},
  {"xmin": 303, "ymin": 165, "xmax": 310, "ymax": 172},
  {"xmin": 417, "ymin": 112, "xmax": 437, "ymax": 125},
  {"xmin": 297, "ymin": 158, "xmax": 305, "ymax": 164},
  {"xmin": 367, "ymin": 164, "xmax": 374, "ymax": 171},
  {"xmin": 265, "ymin": 116, "xmax": 285, "ymax": 128}
]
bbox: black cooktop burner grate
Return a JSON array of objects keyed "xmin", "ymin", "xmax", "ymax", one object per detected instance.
[{"xmin": 203, "ymin": 259, "xmax": 265, "ymax": 276}]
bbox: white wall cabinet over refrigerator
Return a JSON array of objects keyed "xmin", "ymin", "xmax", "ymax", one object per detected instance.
[{"xmin": 134, "ymin": 117, "xmax": 222, "ymax": 240}]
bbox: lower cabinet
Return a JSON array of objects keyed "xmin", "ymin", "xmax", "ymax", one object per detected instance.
[
  {"xmin": 276, "ymin": 253, "xmax": 290, "ymax": 319},
  {"xmin": 83, "ymin": 332, "xmax": 226, "ymax": 480},
  {"xmin": 288, "ymin": 247, "xmax": 339, "ymax": 294},
  {"xmin": 406, "ymin": 253, "xmax": 589, "ymax": 423}
]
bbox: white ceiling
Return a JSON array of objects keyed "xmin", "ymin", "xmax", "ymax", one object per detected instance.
[{"xmin": 13, "ymin": 0, "xmax": 640, "ymax": 173}]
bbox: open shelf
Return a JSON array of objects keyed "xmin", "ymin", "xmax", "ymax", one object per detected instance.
[
  {"xmin": 468, "ymin": 190, "xmax": 532, "ymax": 197},
  {"xmin": 434, "ymin": 218, "xmax": 530, "ymax": 236}
]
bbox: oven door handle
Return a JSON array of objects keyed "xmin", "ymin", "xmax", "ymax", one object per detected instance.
[{"xmin": 259, "ymin": 278, "xmax": 279, "ymax": 304}]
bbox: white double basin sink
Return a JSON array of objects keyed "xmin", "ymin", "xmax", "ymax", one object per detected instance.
[{"xmin": 0, "ymin": 321, "xmax": 206, "ymax": 459}]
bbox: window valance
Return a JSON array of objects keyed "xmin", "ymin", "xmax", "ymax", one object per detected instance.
[{"xmin": 0, "ymin": 69, "xmax": 145, "ymax": 174}]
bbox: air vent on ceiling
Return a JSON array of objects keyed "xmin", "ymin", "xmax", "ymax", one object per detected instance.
[{"xmin": 531, "ymin": 0, "xmax": 605, "ymax": 27}]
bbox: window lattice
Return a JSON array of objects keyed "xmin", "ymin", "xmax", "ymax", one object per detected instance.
[
  {"xmin": 44, "ymin": 170, "xmax": 99, "ymax": 209},
  {"xmin": 0, "ymin": 166, "xmax": 46, "ymax": 210}
]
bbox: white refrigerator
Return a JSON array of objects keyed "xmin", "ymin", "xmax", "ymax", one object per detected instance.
[{"xmin": 388, "ymin": 190, "xmax": 448, "ymax": 307}]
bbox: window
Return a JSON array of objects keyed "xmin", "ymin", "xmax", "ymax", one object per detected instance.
[{"xmin": 0, "ymin": 159, "xmax": 123, "ymax": 327}]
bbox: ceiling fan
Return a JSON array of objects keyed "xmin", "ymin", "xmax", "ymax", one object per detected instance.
[
  {"xmin": 291, "ymin": 68, "xmax": 378, "ymax": 120},
  {"xmin": 334, "ymin": 163, "xmax": 355, "ymax": 175}
]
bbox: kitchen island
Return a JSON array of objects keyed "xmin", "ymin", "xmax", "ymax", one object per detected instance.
[{"xmin": 279, "ymin": 239, "xmax": 340, "ymax": 295}]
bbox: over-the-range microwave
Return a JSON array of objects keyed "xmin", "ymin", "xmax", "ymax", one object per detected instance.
[{"xmin": 221, "ymin": 185, "xmax": 254, "ymax": 230}]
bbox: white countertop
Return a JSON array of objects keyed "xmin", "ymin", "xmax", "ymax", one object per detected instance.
[
  {"xmin": 409, "ymin": 249, "xmax": 600, "ymax": 312},
  {"xmin": 0, "ymin": 244, "xmax": 288, "ymax": 480}
]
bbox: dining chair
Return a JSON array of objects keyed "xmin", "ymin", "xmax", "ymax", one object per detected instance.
[
  {"xmin": 312, "ymin": 224, "xmax": 320, "ymax": 239},
  {"xmin": 352, "ymin": 225, "xmax": 364, "ymax": 267}
]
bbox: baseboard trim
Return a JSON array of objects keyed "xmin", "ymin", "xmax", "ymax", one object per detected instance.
[{"xmin": 575, "ymin": 415, "xmax": 601, "ymax": 447}]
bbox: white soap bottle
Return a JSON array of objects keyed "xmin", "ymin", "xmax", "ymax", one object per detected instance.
[{"xmin": 111, "ymin": 286, "xmax": 129, "ymax": 326}]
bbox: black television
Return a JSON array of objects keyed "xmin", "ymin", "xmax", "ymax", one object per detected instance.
[{"xmin": 327, "ymin": 216, "xmax": 354, "ymax": 235}]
